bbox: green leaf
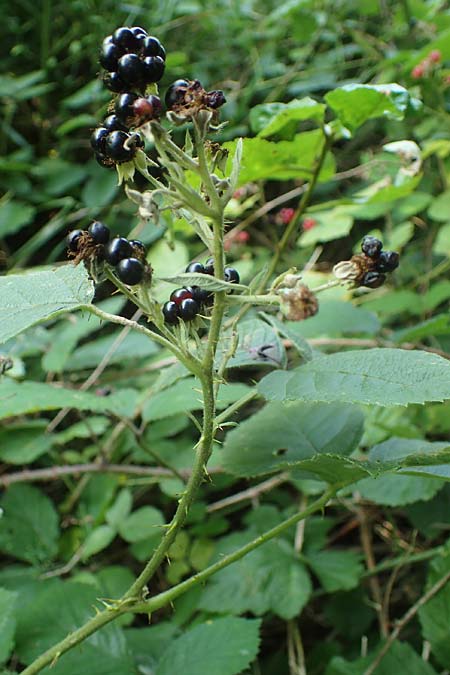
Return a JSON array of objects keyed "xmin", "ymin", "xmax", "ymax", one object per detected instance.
[
  {"xmin": 199, "ymin": 533, "xmax": 312, "ymax": 619},
  {"xmin": 369, "ymin": 438, "xmax": 450, "ymax": 483},
  {"xmin": 434, "ymin": 222, "xmax": 450, "ymax": 256},
  {"xmin": 284, "ymin": 300, "xmax": 380, "ymax": 338},
  {"xmin": 68, "ymin": 330, "xmax": 160, "ymax": 371},
  {"xmin": 0, "ymin": 264, "xmax": 94, "ymax": 345},
  {"xmin": 125, "ymin": 624, "xmax": 179, "ymax": 674},
  {"xmin": 155, "ymin": 617, "xmax": 261, "ymax": 675},
  {"xmin": 393, "ymin": 314, "xmax": 450, "ymax": 343},
  {"xmin": 307, "ymin": 550, "xmax": 363, "ymax": 592},
  {"xmin": 159, "ymin": 272, "xmax": 247, "ymax": 292},
  {"xmin": 221, "ymin": 401, "xmax": 364, "ymax": 477},
  {"xmin": 428, "ymin": 190, "xmax": 450, "ymax": 222},
  {"xmin": 117, "ymin": 506, "xmax": 165, "ymax": 543},
  {"xmin": 0, "ymin": 200, "xmax": 36, "ymax": 237},
  {"xmin": 356, "ymin": 473, "xmax": 443, "ymax": 507},
  {"xmin": 419, "ymin": 556, "xmax": 450, "ymax": 668},
  {"xmin": 258, "ymin": 349, "xmax": 450, "ymax": 406},
  {"xmin": 260, "ymin": 313, "xmax": 313, "ymax": 361},
  {"xmin": 299, "ymin": 206, "xmax": 354, "ymax": 247},
  {"xmin": 250, "ymin": 98, "xmax": 325, "ymax": 137},
  {"xmin": 224, "ymin": 130, "xmax": 335, "ymax": 185},
  {"xmin": 106, "ymin": 489, "xmax": 133, "ymax": 529},
  {"xmin": 142, "ymin": 378, "xmax": 251, "ymax": 422},
  {"xmin": 0, "ymin": 588, "xmax": 17, "ymax": 664},
  {"xmin": 81, "ymin": 525, "xmax": 116, "ymax": 561},
  {"xmin": 291, "ymin": 454, "xmax": 373, "ymax": 484},
  {"xmin": 0, "ymin": 381, "xmax": 138, "ymax": 420},
  {"xmin": 325, "ymin": 83, "xmax": 413, "ymax": 132},
  {"xmin": 219, "ymin": 318, "xmax": 287, "ymax": 370},
  {"xmin": 0, "ymin": 485, "xmax": 59, "ymax": 564},
  {"xmin": 15, "ymin": 581, "xmax": 136, "ymax": 674},
  {"xmin": 0, "ymin": 423, "xmax": 53, "ymax": 464},
  {"xmin": 326, "ymin": 641, "xmax": 438, "ymax": 675}
]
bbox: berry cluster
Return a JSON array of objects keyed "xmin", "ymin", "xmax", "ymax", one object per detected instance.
[
  {"xmin": 360, "ymin": 236, "xmax": 399, "ymax": 288},
  {"xmin": 67, "ymin": 222, "xmax": 149, "ymax": 286},
  {"xmin": 100, "ymin": 27, "xmax": 166, "ymax": 93},
  {"xmin": 162, "ymin": 259, "xmax": 240, "ymax": 325},
  {"xmin": 91, "ymin": 27, "xmax": 165, "ymax": 168},
  {"xmin": 164, "ymin": 79, "xmax": 226, "ymax": 120}
]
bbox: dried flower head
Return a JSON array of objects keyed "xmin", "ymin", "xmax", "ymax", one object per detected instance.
[{"xmin": 278, "ymin": 282, "xmax": 319, "ymax": 321}]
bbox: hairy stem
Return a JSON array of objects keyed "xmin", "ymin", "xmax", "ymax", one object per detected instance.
[{"xmin": 130, "ymin": 485, "xmax": 338, "ymax": 614}]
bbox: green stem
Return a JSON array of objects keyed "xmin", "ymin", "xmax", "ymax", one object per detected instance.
[
  {"xmin": 130, "ymin": 485, "xmax": 338, "ymax": 614},
  {"xmin": 123, "ymin": 371, "xmax": 215, "ymax": 599},
  {"xmin": 215, "ymin": 390, "xmax": 259, "ymax": 426},
  {"xmin": 123, "ymin": 122, "xmax": 228, "ymax": 600},
  {"xmin": 226, "ymin": 293, "xmax": 280, "ymax": 306},
  {"xmin": 86, "ymin": 305, "xmax": 202, "ymax": 378},
  {"xmin": 20, "ymin": 485, "xmax": 338, "ymax": 675},
  {"xmin": 19, "ymin": 606, "xmax": 130, "ymax": 675},
  {"xmin": 264, "ymin": 131, "xmax": 330, "ymax": 282}
]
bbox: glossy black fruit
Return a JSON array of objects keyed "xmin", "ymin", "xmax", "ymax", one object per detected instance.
[
  {"xmin": 361, "ymin": 271, "xmax": 386, "ymax": 289},
  {"xmin": 105, "ymin": 237, "xmax": 133, "ymax": 265},
  {"xmin": 185, "ymin": 261, "xmax": 205, "ymax": 274},
  {"xmin": 112, "ymin": 27, "xmax": 140, "ymax": 51},
  {"xmin": 377, "ymin": 251, "xmax": 399, "ymax": 273},
  {"xmin": 361, "ymin": 235, "xmax": 383, "ymax": 259},
  {"xmin": 95, "ymin": 153, "xmax": 114, "ymax": 169},
  {"xmin": 179, "ymin": 298, "xmax": 200, "ymax": 321},
  {"xmin": 103, "ymin": 71, "xmax": 126, "ymax": 93},
  {"xmin": 99, "ymin": 42, "xmax": 122, "ymax": 71},
  {"xmin": 103, "ymin": 114, "xmax": 128, "ymax": 132},
  {"xmin": 142, "ymin": 56, "xmax": 165, "ymax": 83},
  {"xmin": 130, "ymin": 26, "xmax": 147, "ymax": 37},
  {"xmin": 207, "ymin": 90, "xmax": 226, "ymax": 109},
  {"xmin": 163, "ymin": 301, "xmax": 180, "ymax": 324},
  {"xmin": 165, "ymin": 79, "xmax": 189, "ymax": 109},
  {"xmin": 67, "ymin": 229, "xmax": 83, "ymax": 252},
  {"xmin": 118, "ymin": 53, "xmax": 143, "ymax": 85},
  {"xmin": 188, "ymin": 286, "xmax": 212, "ymax": 305},
  {"xmin": 204, "ymin": 258, "xmax": 215, "ymax": 275},
  {"xmin": 141, "ymin": 36, "xmax": 165, "ymax": 59},
  {"xmin": 224, "ymin": 267, "xmax": 240, "ymax": 284},
  {"xmin": 115, "ymin": 92, "xmax": 138, "ymax": 123},
  {"xmin": 170, "ymin": 288, "xmax": 194, "ymax": 304},
  {"xmin": 90, "ymin": 127, "xmax": 109, "ymax": 153},
  {"xmin": 105, "ymin": 130, "xmax": 136, "ymax": 161},
  {"xmin": 88, "ymin": 221, "xmax": 110, "ymax": 245},
  {"xmin": 116, "ymin": 257, "xmax": 144, "ymax": 285},
  {"xmin": 130, "ymin": 240, "xmax": 146, "ymax": 258}
]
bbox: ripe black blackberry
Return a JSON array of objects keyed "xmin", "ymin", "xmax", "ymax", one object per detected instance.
[
  {"xmin": 361, "ymin": 236, "xmax": 383, "ymax": 259},
  {"xmin": 361, "ymin": 271, "xmax": 386, "ymax": 289},
  {"xmin": 105, "ymin": 237, "xmax": 133, "ymax": 265},
  {"xmin": 105, "ymin": 131, "xmax": 139, "ymax": 162},
  {"xmin": 103, "ymin": 114, "xmax": 128, "ymax": 132},
  {"xmin": 179, "ymin": 298, "xmax": 200, "ymax": 321},
  {"xmin": 163, "ymin": 301, "xmax": 180, "ymax": 325},
  {"xmin": 224, "ymin": 267, "xmax": 240, "ymax": 284},
  {"xmin": 377, "ymin": 251, "xmax": 400, "ymax": 273},
  {"xmin": 165, "ymin": 79, "xmax": 189, "ymax": 109},
  {"xmin": 99, "ymin": 27, "xmax": 166, "ymax": 92},
  {"xmin": 90, "ymin": 127, "xmax": 109, "ymax": 154},
  {"xmin": 103, "ymin": 72, "xmax": 127, "ymax": 93},
  {"xmin": 115, "ymin": 92, "xmax": 139, "ymax": 125},
  {"xmin": 88, "ymin": 221, "xmax": 110, "ymax": 245},
  {"xmin": 67, "ymin": 229, "xmax": 84, "ymax": 252},
  {"xmin": 116, "ymin": 258, "xmax": 144, "ymax": 285}
]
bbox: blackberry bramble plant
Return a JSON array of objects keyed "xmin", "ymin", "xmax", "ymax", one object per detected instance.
[{"xmin": 2, "ymin": 25, "xmax": 450, "ymax": 675}]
